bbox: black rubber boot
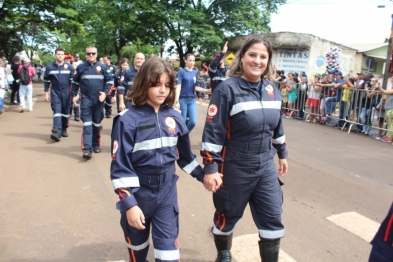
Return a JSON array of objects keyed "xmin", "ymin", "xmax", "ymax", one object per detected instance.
[
  {"xmin": 214, "ymin": 233, "xmax": 233, "ymax": 262},
  {"xmin": 259, "ymin": 238, "xmax": 280, "ymax": 262}
]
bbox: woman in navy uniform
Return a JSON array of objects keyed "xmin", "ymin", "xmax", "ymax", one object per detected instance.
[
  {"xmin": 201, "ymin": 35, "xmax": 289, "ymax": 262},
  {"xmin": 369, "ymin": 203, "xmax": 393, "ymax": 262},
  {"xmin": 110, "ymin": 57, "xmax": 222, "ymax": 262}
]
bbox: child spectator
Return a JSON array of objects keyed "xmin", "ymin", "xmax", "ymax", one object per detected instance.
[
  {"xmin": 307, "ymin": 74, "xmax": 321, "ymax": 123},
  {"xmin": 361, "ymin": 77, "xmax": 378, "ymax": 135},
  {"xmin": 373, "ymin": 95, "xmax": 386, "ymax": 140},
  {"xmin": 377, "ymin": 78, "xmax": 393, "ymax": 143},
  {"xmin": 286, "ymin": 72, "xmax": 297, "ymax": 118}
]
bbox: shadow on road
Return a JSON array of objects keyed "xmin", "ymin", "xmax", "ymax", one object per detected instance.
[
  {"xmin": 23, "ymin": 145, "xmax": 86, "ymax": 162},
  {"xmin": 3, "ymin": 132, "xmax": 52, "ymax": 143},
  {"xmin": 3, "ymin": 242, "xmax": 213, "ymax": 262}
]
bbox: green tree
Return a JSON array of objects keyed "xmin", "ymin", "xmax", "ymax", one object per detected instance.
[
  {"xmin": 0, "ymin": 0, "xmax": 82, "ymax": 60},
  {"xmin": 133, "ymin": 0, "xmax": 286, "ymax": 67}
]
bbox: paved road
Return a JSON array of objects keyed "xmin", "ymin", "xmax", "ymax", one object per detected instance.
[{"xmin": 0, "ymin": 83, "xmax": 392, "ymax": 261}]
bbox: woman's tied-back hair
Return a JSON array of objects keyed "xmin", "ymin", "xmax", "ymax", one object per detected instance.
[
  {"xmin": 227, "ymin": 35, "xmax": 273, "ymax": 80},
  {"xmin": 125, "ymin": 57, "xmax": 176, "ymax": 107},
  {"xmin": 116, "ymin": 58, "xmax": 129, "ymax": 75}
]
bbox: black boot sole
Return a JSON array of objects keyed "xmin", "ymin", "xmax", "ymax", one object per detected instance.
[{"xmin": 50, "ymin": 134, "xmax": 61, "ymax": 142}]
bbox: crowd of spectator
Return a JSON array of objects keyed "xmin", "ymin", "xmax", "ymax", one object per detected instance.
[{"xmin": 273, "ymin": 69, "xmax": 393, "ymax": 144}]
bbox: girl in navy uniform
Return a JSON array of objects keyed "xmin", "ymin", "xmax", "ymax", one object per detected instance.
[
  {"xmin": 201, "ymin": 35, "xmax": 288, "ymax": 262},
  {"xmin": 110, "ymin": 57, "xmax": 222, "ymax": 262}
]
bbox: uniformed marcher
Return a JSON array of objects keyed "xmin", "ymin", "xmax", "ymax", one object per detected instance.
[
  {"xmin": 113, "ymin": 58, "xmax": 129, "ymax": 113},
  {"xmin": 200, "ymin": 35, "xmax": 288, "ymax": 262},
  {"xmin": 44, "ymin": 47, "xmax": 75, "ymax": 142},
  {"xmin": 110, "ymin": 57, "xmax": 222, "ymax": 262},
  {"xmin": 209, "ymin": 41, "xmax": 229, "ymax": 92},
  {"xmin": 369, "ymin": 202, "xmax": 393, "ymax": 262},
  {"xmin": 103, "ymin": 55, "xmax": 117, "ymax": 118},
  {"xmin": 72, "ymin": 46, "xmax": 114, "ymax": 159},
  {"xmin": 118, "ymin": 52, "xmax": 145, "ymax": 112}
]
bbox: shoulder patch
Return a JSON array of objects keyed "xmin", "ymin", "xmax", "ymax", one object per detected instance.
[
  {"xmin": 207, "ymin": 104, "xmax": 218, "ymax": 117},
  {"xmin": 165, "ymin": 116, "xmax": 177, "ymax": 134}
]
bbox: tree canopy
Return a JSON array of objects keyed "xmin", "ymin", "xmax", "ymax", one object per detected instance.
[{"xmin": 0, "ymin": 0, "xmax": 286, "ymax": 66}]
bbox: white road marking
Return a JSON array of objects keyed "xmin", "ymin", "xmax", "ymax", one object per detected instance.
[
  {"xmin": 327, "ymin": 211, "xmax": 380, "ymax": 242},
  {"xmin": 232, "ymin": 233, "xmax": 296, "ymax": 262}
]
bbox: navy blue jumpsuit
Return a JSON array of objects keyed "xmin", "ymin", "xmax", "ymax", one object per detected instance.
[
  {"xmin": 119, "ymin": 66, "xmax": 138, "ymax": 108},
  {"xmin": 111, "ymin": 103, "xmax": 204, "ymax": 262},
  {"xmin": 44, "ymin": 62, "xmax": 75, "ymax": 136},
  {"xmin": 104, "ymin": 64, "xmax": 117, "ymax": 117},
  {"xmin": 72, "ymin": 61, "xmax": 114, "ymax": 154},
  {"xmin": 114, "ymin": 70, "xmax": 126, "ymax": 113},
  {"xmin": 208, "ymin": 52, "xmax": 228, "ymax": 92},
  {"xmin": 369, "ymin": 202, "xmax": 393, "ymax": 261},
  {"xmin": 200, "ymin": 76, "xmax": 288, "ymax": 239}
]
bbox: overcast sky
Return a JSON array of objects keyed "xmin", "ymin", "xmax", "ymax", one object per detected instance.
[{"xmin": 269, "ymin": 0, "xmax": 393, "ymax": 45}]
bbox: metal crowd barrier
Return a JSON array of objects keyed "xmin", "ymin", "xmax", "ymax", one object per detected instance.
[{"xmin": 274, "ymin": 82, "xmax": 391, "ymax": 136}]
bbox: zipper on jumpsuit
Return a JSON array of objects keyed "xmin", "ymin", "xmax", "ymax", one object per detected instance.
[
  {"xmin": 260, "ymin": 83, "xmax": 266, "ymax": 159},
  {"xmin": 156, "ymin": 112, "xmax": 164, "ymax": 189}
]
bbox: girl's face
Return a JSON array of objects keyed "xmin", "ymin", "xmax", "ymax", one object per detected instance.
[
  {"xmin": 287, "ymin": 73, "xmax": 293, "ymax": 80},
  {"xmin": 146, "ymin": 73, "xmax": 171, "ymax": 112},
  {"xmin": 185, "ymin": 56, "xmax": 195, "ymax": 69},
  {"xmin": 121, "ymin": 62, "xmax": 129, "ymax": 71},
  {"xmin": 240, "ymin": 42, "xmax": 269, "ymax": 82}
]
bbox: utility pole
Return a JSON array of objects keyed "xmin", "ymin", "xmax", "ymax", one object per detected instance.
[{"xmin": 382, "ymin": 14, "xmax": 393, "ymax": 90}]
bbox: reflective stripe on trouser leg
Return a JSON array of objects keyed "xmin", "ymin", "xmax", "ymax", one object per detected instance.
[
  {"xmin": 151, "ymin": 181, "xmax": 180, "ymax": 262},
  {"xmin": 213, "ymin": 148, "xmax": 284, "ymax": 238},
  {"xmin": 92, "ymin": 100, "xmax": 104, "ymax": 147},
  {"xmin": 120, "ymin": 212, "xmax": 151, "ymax": 262},
  {"xmin": 104, "ymin": 95, "xmax": 112, "ymax": 116},
  {"xmin": 51, "ymin": 91, "xmax": 70, "ymax": 134},
  {"xmin": 250, "ymin": 159, "xmax": 285, "ymax": 239},
  {"xmin": 61, "ymin": 91, "xmax": 71, "ymax": 130},
  {"xmin": 80, "ymin": 97, "xmax": 93, "ymax": 153}
]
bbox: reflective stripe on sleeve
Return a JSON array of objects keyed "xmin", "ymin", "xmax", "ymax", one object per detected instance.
[
  {"xmin": 44, "ymin": 80, "xmax": 51, "ymax": 83},
  {"xmin": 112, "ymin": 177, "xmax": 140, "ymax": 189},
  {"xmin": 81, "ymin": 75, "xmax": 104, "ymax": 79},
  {"xmin": 60, "ymin": 70, "xmax": 71, "ymax": 74},
  {"xmin": 272, "ymin": 135, "xmax": 285, "ymax": 144},
  {"xmin": 49, "ymin": 70, "xmax": 59, "ymax": 75},
  {"xmin": 208, "ymin": 65, "xmax": 217, "ymax": 73},
  {"xmin": 106, "ymin": 80, "xmax": 114, "ymax": 85},
  {"xmin": 259, "ymin": 228, "xmax": 285, "ymax": 239},
  {"xmin": 53, "ymin": 113, "xmax": 70, "ymax": 118},
  {"xmin": 127, "ymin": 81, "xmax": 133, "ymax": 85},
  {"xmin": 133, "ymin": 137, "xmax": 178, "ymax": 153},
  {"xmin": 119, "ymin": 109, "xmax": 129, "ymax": 115},
  {"xmin": 183, "ymin": 158, "xmax": 199, "ymax": 174},
  {"xmin": 201, "ymin": 142, "xmax": 223, "ymax": 153},
  {"xmin": 83, "ymin": 121, "xmax": 92, "ymax": 126},
  {"xmin": 212, "ymin": 76, "xmax": 228, "ymax": 81},
  {"xmin": 92, "ymin": 122, "xmax": 101, "ymax": 127},
  {"xmin": 104, "ymin": 102, "xmax": 113, "ymax": 106},
  {"xmin": 154, "ymin": 249, "xmax": 180, "ymax": 260},
  {"xmin": 126, "ymin": 238, "xmax": 149, "ymax": 251}
]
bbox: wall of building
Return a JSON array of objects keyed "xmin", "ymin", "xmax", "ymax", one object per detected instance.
[{"xmin": 229, "ymin": 32, "xmax": 357, "ymax": 78}]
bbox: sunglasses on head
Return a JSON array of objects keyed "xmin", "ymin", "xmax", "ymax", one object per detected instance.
[{"xmin": 86, "ymin": 52, "xmax": 96, "ymax": 56}]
